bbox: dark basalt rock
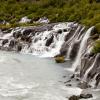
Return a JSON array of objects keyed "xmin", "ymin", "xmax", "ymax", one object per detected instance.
[
  {"xmin": 86, "ymin": 54, "xmax": 100, "ymax": 85},
  {"xmin": 26, "ymin": 36, "xmax": 32, "ymax": 43},
  {"xmin": 69, "ymin": 94, "xmax": 93, "ymax": 100},
  {"xmin": 64, "ymin": 29, "xmax": 75, "ymax": 41},
  {"xmin": 77, "ymin": 82, "xmax": 91, "ymax": 89},
  {"xmin": 45, "ymin": 35, "xmax": 54, "ymax": 46},
  {"xmin": 57, "ymin": 29, "xmax": 62, "ymax": 34},
  {"xmin": 79, "ymin": 94, "xmax": 93, "ymax": 99},
  {"xmin": 21, "ymin": 35, "xmax": 27, "ymax": 41},
  {"xmin": 90, "ymin": 34, "xmax": 99, "ymax": 40},
  {"xmin": 70, "ymin": 41, "xmax": 80, "ymax": 60},
  {"xmin": 23, "ymin": 29, "xmax": 32, "ymax": 36},
  {"xmin": 2, "ymin": 39, "xmax": 8, "ymax": 46},
  {"xmin": 9, "ymin": 40, "xmax": 16, "ymax": 48},
  {"xmin": 17, "ymin": 45, "xmax": 22, "ymax": 52},
  {"xmin": 69, "ymin": 95, "xmax": 79, "ymax": 100},
  {"xmin": 63, "ymin": 29, "xmax": 67, "ymax": 32},
  {"xmin": 60, "ymin": 42, "xmax": 69, "ymax": 56},
  {"xmin": 66, "ymin": 84, "xmax": 72, "ymax": 86},
  {"xmin": 13, "ymin": 32, "xmax": 22, "ymax": 39}
]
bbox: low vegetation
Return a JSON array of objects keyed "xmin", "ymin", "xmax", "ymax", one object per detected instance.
[
  {"xmin": 92, "ymin": 40, "xmax": 100, "ymax": 54},
  {"xmin": 0, "ymin": 0, "xmax": 99, "ymax": 31}
]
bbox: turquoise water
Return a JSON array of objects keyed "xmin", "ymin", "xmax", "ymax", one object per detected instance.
[{"xmin": 0, "ymin": 51, "xmax": 85, "ymax": 100}]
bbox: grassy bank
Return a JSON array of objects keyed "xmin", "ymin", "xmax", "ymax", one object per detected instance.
[{"xmin": 0, "ymin": 0, "xmax": 100, "ymax": 32}]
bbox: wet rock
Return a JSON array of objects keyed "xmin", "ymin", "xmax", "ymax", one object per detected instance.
[
  {"xmin": 13, "ymin": 32, "xmax": 22, "ymax": 39},
  {"xmin": 95, "ymin": 73, "xmax": 100, "ymax": 87},
  {"xmin": 57, "ymin": 29, "xmax": 62, "ymax": 34},
  {"xmin": 2, "ymin": 39, "xmax": 8, "ymax": 45},
  {"xmin": 45, "ymin": 35, "xmax": 54, "ymax": 46},
  {"xmin": 9, "ymin": 40, "xmax": 16, "ymax": 48},
  {"xmin": 55, "ymin": 56, "xmax": 65, "ymax": 63},
  {"xmin": 77, "ymin": 82, "xmax": 91, "ymax": 89},
  {"xmin": 17, "ymin": 45, "xmax": 22, "ymax": 52},
  {"xmin": 21, "ymin": 35, "xmax": 27, "ymax": 41},
  {"xmin": 23, "ymin": 29, "xmax": 33, "ymax": 36},
  {"xmin": 70, "ymin": 41, "xmax": 80, "ymax": 60},
  {"xmin": 25, "ymin": 36, "xmax": 32, "ymax": 43},
  {"xmin": 70, "ymin": 74, "xmax": 75, "ymax": 79},
  {"xmin": 79, "ymin": 93, "xmax": 93, "ymax": 99},
  {"xmin": 66, "ymin": 84, "xmax": 72, "ymax": 86},
  {"xmin": 63, "ymin": 29, "xmax": 67, "ymax": 32},
  {"xmin": 90, "ymin": 34, "xmax": 99, "ymax": 40},
  {"xmin": 69, "ymin": 95, "xmax": 79, "ymax": 100},
  {"xmin": 60, "ymin": 43, "xmax": 69, "ymax": 56},
  {"xmin": 64, "ymin": 29, "xmax": 75, "ymax": 41}
]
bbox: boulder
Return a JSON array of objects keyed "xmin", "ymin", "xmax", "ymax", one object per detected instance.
[
  {"xmin": 13, "ymin": 32, "xmax": 22, "ymax": 39},
  {"xmin": 2, "ymin": 39, "xmax": 8, "ymax": 46},
  {"xmin": 79, "ymin": 94, "xmax": 93, "ymax": 99},
  {"xmin": 17, "ymin": 45, "xmax": 22, "ymax": 52},
  {"xmin": 77, "ymin": 82, "xmax": 91, "ymax": 89},
  {"xmin": 57, "ymin": 29, "xmax": 62, "ymax": 34},
  {"xmin": 55, "ymin": 56, "xmax": 65, "ymax": 63},
  {"xmin": 69, "ymin": 95, "xmax": 79, "ymax": 100},
  {"xmin": 9, "ymin": 40, "xmax": 16, "ymax": 48},
  {"xmin": 45, "ymin": 35, "xmax": 54, "ymax": 46},
  {"xmin": 23, "ymin": 29, "xmax": 33, "ymax": 36}
]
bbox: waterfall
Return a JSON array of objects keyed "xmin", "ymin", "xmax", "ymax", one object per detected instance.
[
  {"xmin": 70, "ymin": 26, "xmax": 95, "ymax": 72},
  {"xmin": 82, "ymin": 59, "xmax": 95, "ymax": 82},
  {"xmin": 66, "ymin": 44, "xmax": 73, "ymax": 60}
]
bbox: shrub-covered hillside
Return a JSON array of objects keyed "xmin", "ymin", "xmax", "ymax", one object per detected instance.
[{"xmin": 0, "ymin": 0, "xmax": 100, "ymax": 31}]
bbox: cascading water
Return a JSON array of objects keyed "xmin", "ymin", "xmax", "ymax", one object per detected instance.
[
  {"xmin": 0, "ymin": 22, "xmax": 79, "ymax": 57},
  {"xmin": 70, "ymin": 26, "xmax": 95, "ymax": 72}
]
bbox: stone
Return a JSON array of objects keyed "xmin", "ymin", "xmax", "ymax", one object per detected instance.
[
  {"xmin": 70, "ymin": 41, "xmax": 80, "ymax": 60},
  {"xmin": 2, "ymin": 39, "xmax": 8, "ymax": 46},
  {"xmin": 45, "ymin": 35, "xmax": 54, "ymax": 46},
  {"xmin": 9, "ymin": 40, "xmax": 16, "ymax": 48},
  {"xmin": 13, "ymin": 32, "xmax": 22, "ymax": 39},
  {"xmin": 23, "ymin": 29, "xmax": 32, "ymax": 36},
  {"xmin": 77, "ymin": 82, "xmax": 91, "ymax": 89},
  {"xmin": 57, "ymin": 29, "xmax": 62, "ymax": 34},
  {"xmin": 17, "ymin": 45, "xmax": 22, "ymax": 52},
  {"xmin": 69, "ymin": 95, "xmax": 79, "ymax": 100},
  {"xmin": 55, "ymin": 56, "xmax": 65, "ymax": 63},
  {"xmin": 79, "ymin": 94, "xmax": 93, "ymax": 99},
  {"xmin": 66, "ymin": 84, "xmax": 72, "ymax": 86}
]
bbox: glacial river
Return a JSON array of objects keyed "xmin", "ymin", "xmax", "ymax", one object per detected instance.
[{"xmin": 0, "ymin": 51, "xmax": 99, "ymax": 100}]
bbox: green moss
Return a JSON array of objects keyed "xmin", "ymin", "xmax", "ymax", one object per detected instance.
[
  {"xmin": 55, "ymin": 56, "xmax": 65, "ymax": 63},
  {"xmin": 92, "ymin": 40, "xmax": 100, "ymax": 54}
]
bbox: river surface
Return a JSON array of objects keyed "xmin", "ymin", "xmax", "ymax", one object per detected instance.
[{"xmin": 0, "ymin": 51, "xmax": 99, "ymax": 100}]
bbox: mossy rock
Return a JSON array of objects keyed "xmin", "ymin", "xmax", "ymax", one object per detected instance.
[{"xmin": 55, "ymin": 56, "xmax": 65, "ymax": 63}]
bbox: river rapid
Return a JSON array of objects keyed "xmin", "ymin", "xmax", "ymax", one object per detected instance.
[{"xmin": 0, "ymin": 50, "xmax": 83, "ymax": 100}]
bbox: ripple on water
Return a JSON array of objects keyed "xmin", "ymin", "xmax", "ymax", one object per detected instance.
[{"xmin": 0, "ymin": 77, "xmax": 39, "ymax": 97}]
